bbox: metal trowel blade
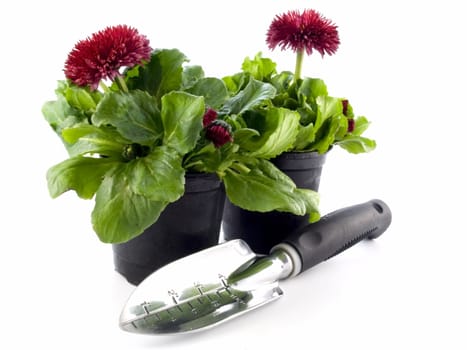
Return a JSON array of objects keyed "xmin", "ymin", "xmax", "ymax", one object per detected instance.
[{"xmin": 119, "ymin": 239, "xmax": 283, "ymax": 334}]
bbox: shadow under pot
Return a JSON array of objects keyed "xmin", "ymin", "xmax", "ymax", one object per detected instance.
[
  {"xmin": 113, "ymin": 173, "xmax": 225, "ymax": 285},
  {"xmin": 222, "ymin": 151, "xmax": 327, "ymax": 254}
]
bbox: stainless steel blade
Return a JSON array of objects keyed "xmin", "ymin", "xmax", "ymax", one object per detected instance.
[{"xmin": 119, "ymin": 239, "xmax": 293, "ymax": 334}]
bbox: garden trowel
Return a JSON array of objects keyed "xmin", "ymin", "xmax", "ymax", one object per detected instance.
[{"xmin": 119, "ymin": 199, "xmax": 392, "ymax": 335}]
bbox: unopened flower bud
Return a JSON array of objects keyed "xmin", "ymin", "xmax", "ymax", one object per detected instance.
[
  {"xmin": 205, "ymin": 120, "xmax": 233, "ymax": 148},
  {"xmin": 203, "ymin": 108, "xmax": 218, "ymax": 127},
  {"xmin": 342, "ymin": 99, "xmax": 349, "ymax": 116},
  {"xmin": 347, "ymin": 118, "xmax": 355, "ymax": 133}
]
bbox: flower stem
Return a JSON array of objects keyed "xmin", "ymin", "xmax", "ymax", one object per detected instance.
[
  {"xmin": 229, "ymin": 162, "xmax": 251, "ymax": 174},
  {"xmin": 115, "ymin": 75, "xmax": 129, "ymax": 93},
  {"xmin": 294, "ymin": 49, "xmax": 304, "ymax": 81}
]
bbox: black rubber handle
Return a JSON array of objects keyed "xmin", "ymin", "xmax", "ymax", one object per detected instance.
[{"xmin": 283, "ymin": 199, "xmax": 392, "ymax": 273}]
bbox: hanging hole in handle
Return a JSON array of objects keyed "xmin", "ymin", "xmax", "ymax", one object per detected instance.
[{"xmin": 373, "ymin": 202, "xmax": 384, "ymax": 213}]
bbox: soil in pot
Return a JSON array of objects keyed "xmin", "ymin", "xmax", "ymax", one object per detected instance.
[
  {"xmin": 113, "ymin": 173, "xmax": 225, "ymax": 285},
  {"xmin": 222, "ymin": 151, "xmax": 327, "ymax": 254}
]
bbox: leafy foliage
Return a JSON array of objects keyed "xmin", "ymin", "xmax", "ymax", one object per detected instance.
[
  {"xmin": 43, "ymin": 49, "xmax": 323, "ymax": 243},
  {"xmin": 233, "ymin": 52, "xmax": 376, "ymax": 154},
  {"xmin": 43, "ymin": 16, "xmax": 379, "ymax": 248}
]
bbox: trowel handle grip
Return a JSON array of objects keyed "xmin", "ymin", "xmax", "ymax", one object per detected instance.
[{"xmin": 283, "ymin": 199, "xmax": 392, "ymax": 273}]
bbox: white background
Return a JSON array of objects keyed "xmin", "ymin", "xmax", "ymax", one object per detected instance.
[{"xmin": 1, "ymin": 0, "xmax": 466, "ymax": 349}]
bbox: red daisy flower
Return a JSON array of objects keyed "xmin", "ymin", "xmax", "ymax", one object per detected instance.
[
  {"xmin": 266, "ymin": 9, "xmax": 340, "ymax": 57},
  {"xmin": 205, "ymin": 120, "xmax": 233, "ymax": 148},
  {"xmin": 64, "ymin": 25, "xmax": 152, "ymax": 90}
]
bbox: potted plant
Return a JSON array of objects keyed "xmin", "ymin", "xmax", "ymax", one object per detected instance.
[
  {"xmin": 43, "ymin": 25, "xmax": 320, "ymax": 284},
  {"xmin": 222, "ymin": 8, "xmax": 377, "ymax": 253}
]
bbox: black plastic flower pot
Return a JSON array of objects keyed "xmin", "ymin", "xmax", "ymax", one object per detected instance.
[
  {"xmin": 222, "ymin": 151, "xmax": 327, "ymax": 254},
  {"xmin": 112, "ymin": 173, "xmax": 225, "ymax": 285}
]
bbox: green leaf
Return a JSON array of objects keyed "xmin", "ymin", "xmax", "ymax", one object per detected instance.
[
  {"xmin": 233, "ymin": 128, "xmax": 260, "ymax": 142},
  {"xmin": 184, "ymin": 142, "xmax": 239, "ymax": 173},
  {"xmin": 225, "ymin": 113, "xmax": 247, "ymax": 130},
  {"xmin": 334, "ymin": 114, "xmax": 350, "ymax": 140},
  {"xmin": 310, "ymin": 115, "xmax": 344, "ymax": 154},
  {"xmin": 285, "ymin": 78, "xmax": 328, "ymax": 128},
  {"xmin": 43, "ymin": 81, "xmax": 101, "ymax": 135},
  {"xmin": 186, "ymin": 77, "xmax": 229, "ymax": 109},
  {"xmin": 62, "ymin": 124, "xmax": 129, "ymax": 158},
  {"xmin": 270, "ymin": 71, "xmax": 294, "ymax": 95},
  {"xmin": 241, "ymin": 53, "xmax": 277, "ymax": 81},
  {"xmin": 222, "ymin": 72, "xmax": 248, "ymax": 94},
  {"xmin": 64, "ymin": 85, "xmax": 102, "ymax": 112},
  {"xmin": 183, "ymin": 143, "xmax": 221, "ymax": 172},
  {"xmin": 314, "ymin": 95, "xmax": 342, "ymax": 131},
  {"xmin": 42, "ymin": 95, "xmax": 85, "ymax": 134},
  {"xmin": 46, "ymin": 156, "xmax": 117, "ymax": 199},
  {"xmin": 126, "ymin": 49, "xmax": 187, "ymax": 102},
  {"xmin": 91, "ymin": 165, "xmax": 168, "ymax": 243},
  {"xmin": 161, "ymin": 91, "xmax": 204, "ymax": 154},
  {"xmin": 92, "ymin": 90, "xmax": 163, "ymax": 145},
  {"xmin": 181, "ymin": 65, "xmax": 205, "ymax": 90},
  {"xmin": 222, "ymin": 159, "xmax": 319, "ymax": 216},
  {"xmin": 237, "ymin": 107, "xmax": 300, "ymax": 158},
  {"xmin": 221, "ymin": 78, "xmax": 276, "ymax": 115},
  {"xmin": 298, "ymin": 78, "xmax": 328, "ymax": 101},
  {"xmin": 294, "ymin": 122, "xmax": 316, "ymax": 150},
  {"xmin": 338, "ymin": 136, "xmax": 376, "ymax": 154},
  {"xmin": 352, "ymin": 116, "xmax": 371, "ymax": 136},
  {"xmin": 129, "ymin": 146, "xmax": 185, "ymax": 202}
]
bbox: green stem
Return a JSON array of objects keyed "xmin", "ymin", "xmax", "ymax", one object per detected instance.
[
  {"xmin": 294, "ymin": 49, "xmax": 304, "ymax": 81},
  {"xmin": 115, "ymin": 75, "xmax": 129, "ymax": 93},
  {"xmin": 182, "ymin": 160, "xmax": 203, "ymax": 170},
  {"xmin": 228, "ymin": 161, "xmax": 251, "ymax": 174}
]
